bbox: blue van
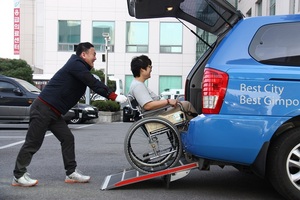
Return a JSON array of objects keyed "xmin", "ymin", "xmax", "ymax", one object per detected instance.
[{"xmin": 127, "ymin": 0, "xmax": 300, "ymax": 199}]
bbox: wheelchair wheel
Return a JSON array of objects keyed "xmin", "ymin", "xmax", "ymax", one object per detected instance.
[{"xmin": 124, "ymin": 116, "xmax": 182, "ymax": 174}]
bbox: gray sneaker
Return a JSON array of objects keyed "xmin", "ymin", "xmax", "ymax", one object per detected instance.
[
  {"xmin": 12, "ymin": 173, "xmax": 38, "ymax": 187},
  {"xmin": 65, "ymin": 170, "xmax": 90, "ymax": 183}
]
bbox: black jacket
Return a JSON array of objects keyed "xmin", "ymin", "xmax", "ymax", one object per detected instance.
[{"xmin": 39, "ymin": 54, "xmax": 114, "ymax": 115}]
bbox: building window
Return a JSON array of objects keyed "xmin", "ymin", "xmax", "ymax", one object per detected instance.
[
  {"xmin": 269, "ymin": 0, "xmax": 276, "ymax": 15},
  {"xmin": 196, "ymin": 29, "xmax": 217, "ymax": 60},
  {"xmin": 227, "ymin": 0, "xmax": 238, "ymax": 8},
  {"xmin": 256, "ymin": 0, "xmax": 262, "ymax": 16},
  {"xmin": 290, "ymin": 0, "xmax": 296, "ymax": 14},
  {"xmin": 125, "ymin": 75, "xmax": 133, "ymax": 95},
  {"xmin": 92, "ymin": 21, "xmax": 115, "ymax": 53},
  {"xmin": 159, "ymin": 76, "xmax": 182, "ymax": 94},
  {"xmin": 58, "ymin": 20, "xmax": 81, "ymax": 51},
  {"xmin": 126, "ymin": 22, "xmax": 149, "ymax": 53},
  {"xmin": 160, "ymin": 22, "xmax": 182, "ymax": 54}
]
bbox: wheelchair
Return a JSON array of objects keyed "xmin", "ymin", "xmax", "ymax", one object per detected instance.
[{"xmin": 124, "ymin": 95, "xmax": 189, "ymax": 174}]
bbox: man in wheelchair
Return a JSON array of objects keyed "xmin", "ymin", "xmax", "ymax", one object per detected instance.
[
  {"xmin": 124, "ymin": 55, "xmax": 198, "ymax": 174},
  {"xmin": 128, "ymin": 55, "xmax": 197, "ymax": 123}
]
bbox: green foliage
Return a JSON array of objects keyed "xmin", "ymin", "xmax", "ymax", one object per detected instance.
[
  {"xmin": 90, "ymin": 69, "xmax": 116, "ymax": 92},
  {"xmin": 88, "ymin": 69, "xmax": 117, "ymax": 102},
  {"xmin": 91, "ymin": 100, "xmax": 120, "ymax": 112},
  {"xmin": 90, "ymin": 68, "xmax": 105, "ymax": 82},
  {"xmin": 78, "ymin": 99, "xmax": 85, "ymax": 104},
  {"xmin": 0, "ymin": 58, "xmax": 33, "ymax": 83}
]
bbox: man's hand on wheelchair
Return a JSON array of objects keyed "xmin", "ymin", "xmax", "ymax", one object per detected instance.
[{"xmin": 115, "ymin": 94, "xmax": 128, "ymax": 104}]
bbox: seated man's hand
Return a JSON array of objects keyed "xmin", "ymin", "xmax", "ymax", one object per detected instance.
[{"xmin": 168, "ymin": 99, "xmax": 178, "ymax": 107}]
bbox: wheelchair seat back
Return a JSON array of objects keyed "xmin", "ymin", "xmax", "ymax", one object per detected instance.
[{"xmin": 126, "ymin": 95, "xmax": 143, "ymax": 121}]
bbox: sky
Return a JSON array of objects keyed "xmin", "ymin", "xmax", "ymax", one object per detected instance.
[{"xmin": 0, "ymin": 0, "xmax": 19, "ymax": 59}]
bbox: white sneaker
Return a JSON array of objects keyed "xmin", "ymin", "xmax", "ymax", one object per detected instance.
[
  {"xmin": 12, "ymin": 173, "xmax": 38, "ymax": 187},
  {"xmin": 65, "ymin": 170, "xmax": 90, "ymax": 183}
]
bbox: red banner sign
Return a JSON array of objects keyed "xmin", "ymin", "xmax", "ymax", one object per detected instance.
[{"xmin": 14, "ymin": 8, "xmax": 20, "ymax": 55}]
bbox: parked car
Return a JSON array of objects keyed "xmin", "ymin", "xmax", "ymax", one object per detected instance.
[
  {"xmin": 0, "ymin": 75, "xmax": 76, "ymax": 123},
  {"xmin": 69, "ymin": 103, "xmax": 98, "ymax": 124},
  {"xmin": 127, "ymin": 0, "xmax": 300, "ymax": 199},
  {"xmin": 62, "ymin": 109, "xmax": 76, "ymax": 122}
]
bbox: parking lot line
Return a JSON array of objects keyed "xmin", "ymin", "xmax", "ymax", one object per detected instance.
[
  {"xmin": 0, "ymin": 132, "xmax": 53, "ymax": 150},
  {"xmin": 0, "ymin": 136, "xmax": 25, "ymax": 138},
  {"xmin": 71, "ymin": 124, "xmax": 94, "ymax": 129},
  {"xmin": 0, "ymin": 124, "xmax": 95, "ymax": 150}
]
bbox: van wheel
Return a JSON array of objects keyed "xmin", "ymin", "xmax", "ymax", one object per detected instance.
[{"xmin": 267, "ymin": 127, "xmax": 300, "ymax": 200}]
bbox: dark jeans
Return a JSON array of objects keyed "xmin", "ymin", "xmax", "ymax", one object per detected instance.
[{"xmin": 13, "ymin": 98, "xmax": 77, "ymax": 178}]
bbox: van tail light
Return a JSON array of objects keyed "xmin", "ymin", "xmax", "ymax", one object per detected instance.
[{"xmin": 202, "ymin": 68, "xmax": 228, "ymax": 114}]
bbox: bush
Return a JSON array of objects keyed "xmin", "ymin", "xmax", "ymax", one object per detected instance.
[
  {"xmin": 91, "ymin": 100, "xmax": 120, "ymax": 112},
  {"xmin": 0, "ymin": 58, "xmax": 34, "ymax": 83}
]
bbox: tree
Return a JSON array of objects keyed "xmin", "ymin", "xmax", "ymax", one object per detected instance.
[
  {"xmin": 0, "ymin": 58, "xmax": 33, "ymax": 83},
  {"xmin": 80, "ymin": 68, "xmax": 117, "ymax": 102},
  {"xmin": 90, "ymin": 68, "xmax": 116, "ymax": 92}
]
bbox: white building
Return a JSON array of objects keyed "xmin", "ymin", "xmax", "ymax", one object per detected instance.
[
  {"xmin": 238, "ymin": 0, "xmax": 300, "ymax": 17},
  {"xmin": 19, "ymin": 0, "xmax": 198, "ymax": 95},
  {"xmin": 18, "ymin": 0, "xmax": 299, "ymax": 94}
]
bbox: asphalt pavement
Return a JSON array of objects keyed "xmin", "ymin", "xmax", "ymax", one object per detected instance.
[{"xmin": 0, "ymin": 122, "xmax": 285, "ymax": 200}]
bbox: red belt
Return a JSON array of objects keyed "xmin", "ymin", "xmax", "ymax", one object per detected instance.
[{"xmin": 38, "ymin": 97, "xmax": 61, "ymax": 116}]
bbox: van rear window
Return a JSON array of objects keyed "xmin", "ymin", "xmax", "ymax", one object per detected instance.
[
  {"xmin": 179, "ymin": 0, "xmax": 225, "ymax": 26},
  {"xmin": 249, "ymin": 22, "xmax": 300, "ymax": 66}
]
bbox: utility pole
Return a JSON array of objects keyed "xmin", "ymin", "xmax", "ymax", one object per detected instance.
[{"xmin": 102, "ymin": 33, "xmax": 110, "ymax": 85}]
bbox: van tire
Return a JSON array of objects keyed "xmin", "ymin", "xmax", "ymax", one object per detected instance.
[{"xmin": 267, "ymin": 127, "xmax": 300, "ymax": 200}]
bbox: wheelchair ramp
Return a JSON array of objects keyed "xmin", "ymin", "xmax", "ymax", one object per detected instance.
[{"xmin": 100, "ymin": 162, "xmax": 198, "ymax": 190}]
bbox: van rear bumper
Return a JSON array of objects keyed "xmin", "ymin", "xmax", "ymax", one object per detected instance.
[{"xmin": 181, "ymin": 114, "xmax": 286, "ymax": 165}]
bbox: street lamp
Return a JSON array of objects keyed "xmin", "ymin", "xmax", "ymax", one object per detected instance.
[{"xmin": 102, "ymin": 33, "xmax": 110, "ymax": 86}]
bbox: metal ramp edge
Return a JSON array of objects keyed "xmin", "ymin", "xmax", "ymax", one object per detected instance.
[{"xmin": 101, "ymin": 162, "xmax": 198, "ymax": 190}]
